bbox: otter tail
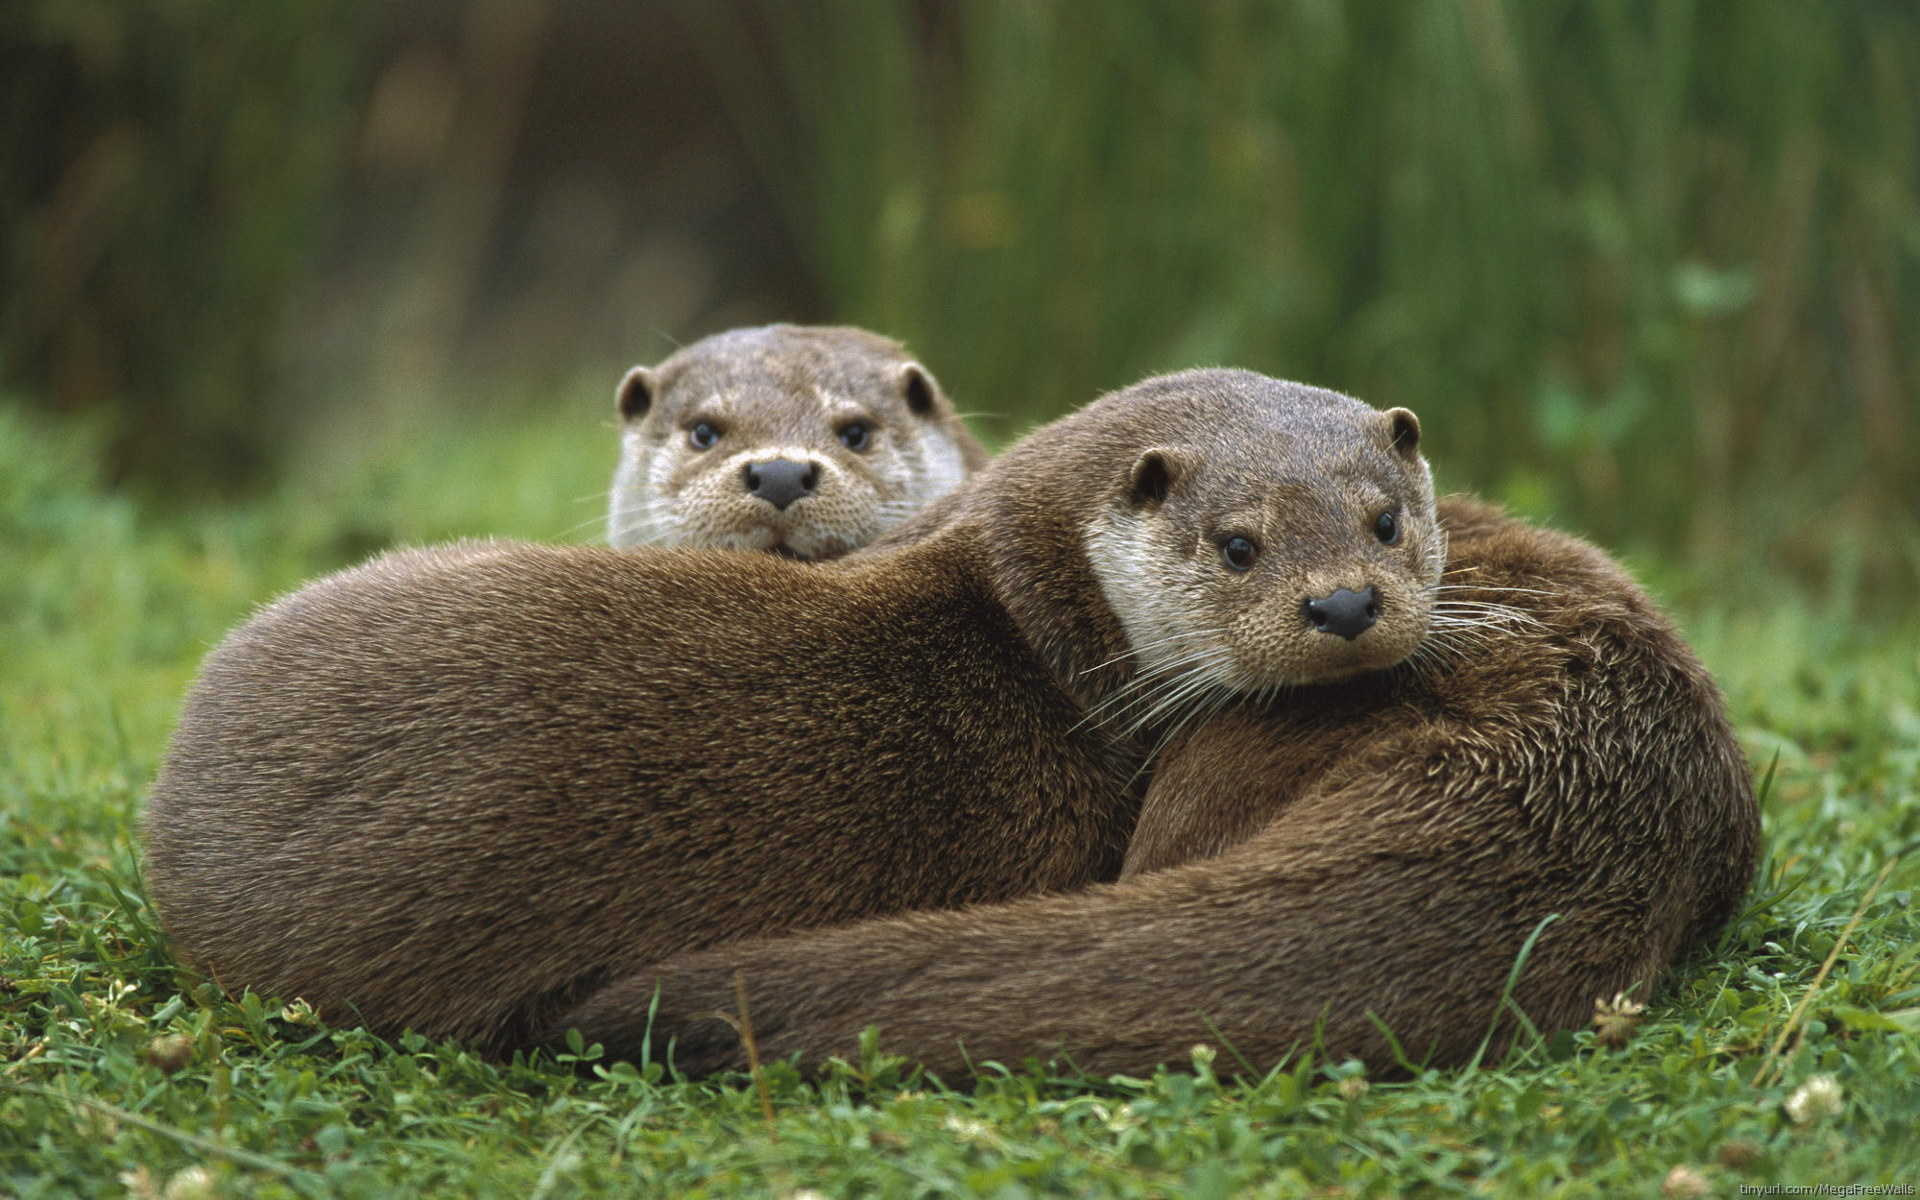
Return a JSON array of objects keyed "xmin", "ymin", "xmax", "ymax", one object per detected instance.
[{"xmin": 551, "ymin": 722, "xmax": 1756, "ymax": 1080}]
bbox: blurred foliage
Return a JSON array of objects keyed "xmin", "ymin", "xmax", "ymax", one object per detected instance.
[
  {"xmin": 4, "ymin": 0, "xmax": 1916, "ymax": 596},
  {"xmin": 696, "ymin": 0, "xmax": 1920, "ymax": 591},
  {"xmin": 1, "ymin": 0, "xmax": 374, "ymax": 491}
]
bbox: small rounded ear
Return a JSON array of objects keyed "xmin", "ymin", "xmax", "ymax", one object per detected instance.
[
  {"xmin": 1127, "ymin": 449, "xmax": 1181, "ymax": 507},
  {"xmin": 616, "ymin": 367, "xmax": 655, "ymax": 421},
  {"xmin": 1384, "ymin": 407, "xmax": 1421, "ymax": 458},
  {"xmin": 900, "ymin": 363, "xmax": 939, "ymax": 416}
]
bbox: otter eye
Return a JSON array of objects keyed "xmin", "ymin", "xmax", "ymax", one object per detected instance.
[
  {"xmin": 838, "ymin": 422, "xmax": 871, "ymax": 452},
  {"xmin": 689, "ymin": 422, "xmax": 720, "ymax": 450},
  {"xmin": 1374, "ymin": 509, "xmax": 1400, "ymax": 545},
  {"xmin": 1220, "ymin": 536, "xmax": 1259, "ymax": 572}
]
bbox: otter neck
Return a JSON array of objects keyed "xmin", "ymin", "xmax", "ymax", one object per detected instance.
[{"xmin": 966, "ymin": 479, "xmax": 1140, "ymax": 714}]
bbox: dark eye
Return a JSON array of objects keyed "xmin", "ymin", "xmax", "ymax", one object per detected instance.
[
  {"xmin": 689, "ymin": 422, "xmax": 720, "ymax": 450},
  {"xmin": 1374, "ymin": 510, "xmax": 1400, "ymax": 545},
  {"xmin": 1220, "ymin": 536, "xmax": 1258, "ymax": 571},
  {"xmin": 838, "ymin": 422, "xmax": 871, "ymax": 452}
]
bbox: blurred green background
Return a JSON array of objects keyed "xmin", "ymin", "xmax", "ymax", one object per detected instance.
[{"xmin": 5, "ymin": 0, "xmax": 1917, "ymax": 598}]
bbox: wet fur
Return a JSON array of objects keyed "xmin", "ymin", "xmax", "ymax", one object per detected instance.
[{"xmin": 555, "ymin": 498, "xmax": 1758, "ymax": 1078}]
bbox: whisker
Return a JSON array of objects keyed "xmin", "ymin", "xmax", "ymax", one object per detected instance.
[
  {"xmin": 1426, "ymin": 618, "xmax": 1505, "ymax": 635},
  {"xmin": 1402, "ymin": 639, "xmax": 1456, "ymax": 683},
  {"xmin": 1124, "ymin": 674, "xmax": 1239, "ymax": 785},
  {"xmin": 1081, "ymin": 647, "xmax": 1234, "ymax": 726},
  {"xmin": 555, "ymin": 511, "xmax": 623, "ymax": 541},
  {"xmin": 1080, "ymin": 646, "xmax": 1236, "ymax": 737},
  {"xmin": 1129, "ymin": 666, "xmax": 1229, "ymax": 733},
  {"xmin": 1426, "ymin": 616, "xmax": 1509, "ymax": 637},
  {"xmin": 1433, "ymin": 595, "xmax": 1544, "ymax": 612},
  {"xmin": 1428, "ymin": 610, "xmax": 1534, "ymax": 630},
  {"xmin": 1075, "ymin": 651, "xmax": 1220, "ymax": 728},
  {"xmin": 1077, "ymin": 627, "xmax": 1233, "ymax": 676},
  {"xmin": 1432, "ymin": 583, "xmax": 1556, "ymax": 598},
  {"xmin": 1428, "ymin": 600, "xmax": 1547, "ymax": 629}
]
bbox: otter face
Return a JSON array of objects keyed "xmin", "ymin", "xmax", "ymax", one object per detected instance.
[
  {"xmin": 607, "ymin": 326, "xmax": 981, "ymax": 558},
  {"xmin": 1084, "ymin": 387, "xmax": 1443, "ymax": 712}
]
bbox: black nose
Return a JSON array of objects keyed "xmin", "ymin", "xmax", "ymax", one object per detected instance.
[
  {"xmin": 1303, "ymin": 587, "xmax": 1380, "ymax": 641},
  {"xmin": 743, "ymin": 458, "xmax": 819, "ymax": 511}
]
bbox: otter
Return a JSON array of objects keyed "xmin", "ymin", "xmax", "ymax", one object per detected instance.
[
  {"xmin": 555, "ymin": 498, "xmax": 1759, "ymax": 1078},
  {"xmin": 606, "ymin": 324, "xmax": 987, "ymax": 557},
  {"xmin": 143, "ymin": 370, "xmax": 1443, "ymax": 1053}
]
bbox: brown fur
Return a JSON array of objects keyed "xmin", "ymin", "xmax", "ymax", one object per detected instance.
[
  {"xmin": 607, "ymin": 324, "xmax": 987, "ymax": 556},
  {"xmin": 555, "ymin": 498, "xmax": 1759, "ymax": 1078},
  {"xmin": 143, "ymin": 370, "xmax": 1441, "ymax": 1053}
]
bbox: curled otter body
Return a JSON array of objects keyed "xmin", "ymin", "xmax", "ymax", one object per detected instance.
[
  {"xmin": 607, "ymin": 324, "xmax": 987, "ymax": 557},
  {"xmin": 559, "ymin": 498, "xmax": 1758, "ymax": 1077},
  {"xmin": 144, "ymin": 370, "xmax": 1441, "ymax": 1052}
]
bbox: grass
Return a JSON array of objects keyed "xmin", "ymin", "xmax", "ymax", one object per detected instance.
[
  {"xmin": 3, "ymin": 393, "xmax": 1918, "ymax": 1197},
  {"xmin": 704, "ymin": 0, "xmax": 1920, "ymax": 594}
]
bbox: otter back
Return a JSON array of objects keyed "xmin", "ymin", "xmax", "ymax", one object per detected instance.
[{"xmin": 145, "ymin": 536, "xmax": 1135, "ymax": 1049}]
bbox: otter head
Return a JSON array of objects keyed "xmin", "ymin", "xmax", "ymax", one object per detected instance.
[
  {"xmin": 1076, "ymin": 373, "xmax": 1442, "ymax": 722},
  {"xmin": 607, "ymin": 325, "xmax": 986, "ymax": 558}
]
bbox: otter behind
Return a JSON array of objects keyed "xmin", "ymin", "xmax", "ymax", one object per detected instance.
[{"xmin": 607, "ymin": 324, "xmax": 987, "ymax": 557}]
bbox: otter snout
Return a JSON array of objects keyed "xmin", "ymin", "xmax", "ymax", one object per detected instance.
[
  {"xmin": 743, "ymin": 458, "xmax": 820, "ymax": 511},
  {"xmin": 1303, "ymin": 587, "xmax": 1380, "ymax": 641}
]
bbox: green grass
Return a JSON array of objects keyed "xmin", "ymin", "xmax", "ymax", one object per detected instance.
[
  {"xmin": 3, "ymin": 395, "xmax": 1918, "ymax": 1197},
  {"xmin": 706, "ymin": 0, "xmax": 1920, "ymax": 596}
]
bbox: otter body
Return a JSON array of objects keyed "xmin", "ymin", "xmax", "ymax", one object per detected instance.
[
  {"xmin": 146, "ymin": 537, "xmax": 1131, "ymax": 1050},
  {"xmin": 607, "ymin": 325, "xmax": 987, "ymax": 557},
  {"xmin": 145, "ymin": 370, "xmax": 1442, "ymax": 1052},
  {"xmin": 559, "ymin": 499, "xmax": 1758, "ymax": 1077}
]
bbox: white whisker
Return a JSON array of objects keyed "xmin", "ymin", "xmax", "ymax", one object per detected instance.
[
  {"xmin": 1432, "ymin": 583, "xmax": 1557, "ymax": 598},
  {"xmin": 1077, "ymin": 626, "xmax": 1232, "ymax": 676},
  {"xmin": 1079, "ymin": 645, "xmax": 1233, "ymax": 727},
  {"xmin": 1076, "ymin": 645, "xmax": 1236, "ymax": 739}
]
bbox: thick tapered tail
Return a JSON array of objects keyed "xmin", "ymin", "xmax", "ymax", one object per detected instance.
[{"xmin": 556, "ymin": 753, "xmax": 1754, "ymax": 1079}]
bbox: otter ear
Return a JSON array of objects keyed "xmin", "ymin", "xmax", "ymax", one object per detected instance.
[
  {"xmin": 1384, "ymin": 407, "xmax": 1421, "ymax": 459},
  {"xmin": 899, "ymin": 363, "xmax": 940, "ymax": 416},
  {"xmin": 616, "ymin": 367, "xmax": 655, "ymax": 421},
  {"xmin": 1126, "ymin": 449, "xmax": 1182, "ymax": 507}
]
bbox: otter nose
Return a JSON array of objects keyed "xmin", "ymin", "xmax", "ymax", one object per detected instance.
[
  {"xmin": 1303, "ymin": 587, "xmax": 1380, "ymax": 641},
  {"xmin": 743, "ymin": 458, "xmax": 819, "ymax": 511}
]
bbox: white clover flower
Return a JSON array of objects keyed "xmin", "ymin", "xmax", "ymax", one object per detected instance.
[
  {"xmin": 1591, "ymin": 991, "xmax": 1648, "ymax": 1049},
  {"xmin": 1660, "ymin": 1164, "xmax": 1711, "ymax": 1199},
  {"xmin": 163, "ymin": 1166, "xmax": 218, "ymax": 1200},
  {"xmin": 1784, "ymin": 1073, "xmax": 1844, "ymax": 1126}
]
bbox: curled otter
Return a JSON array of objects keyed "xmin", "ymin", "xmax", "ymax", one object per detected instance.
[{"xmin": 557, "ymin": 498, "xmax": 1758, "ymax": 1078}]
